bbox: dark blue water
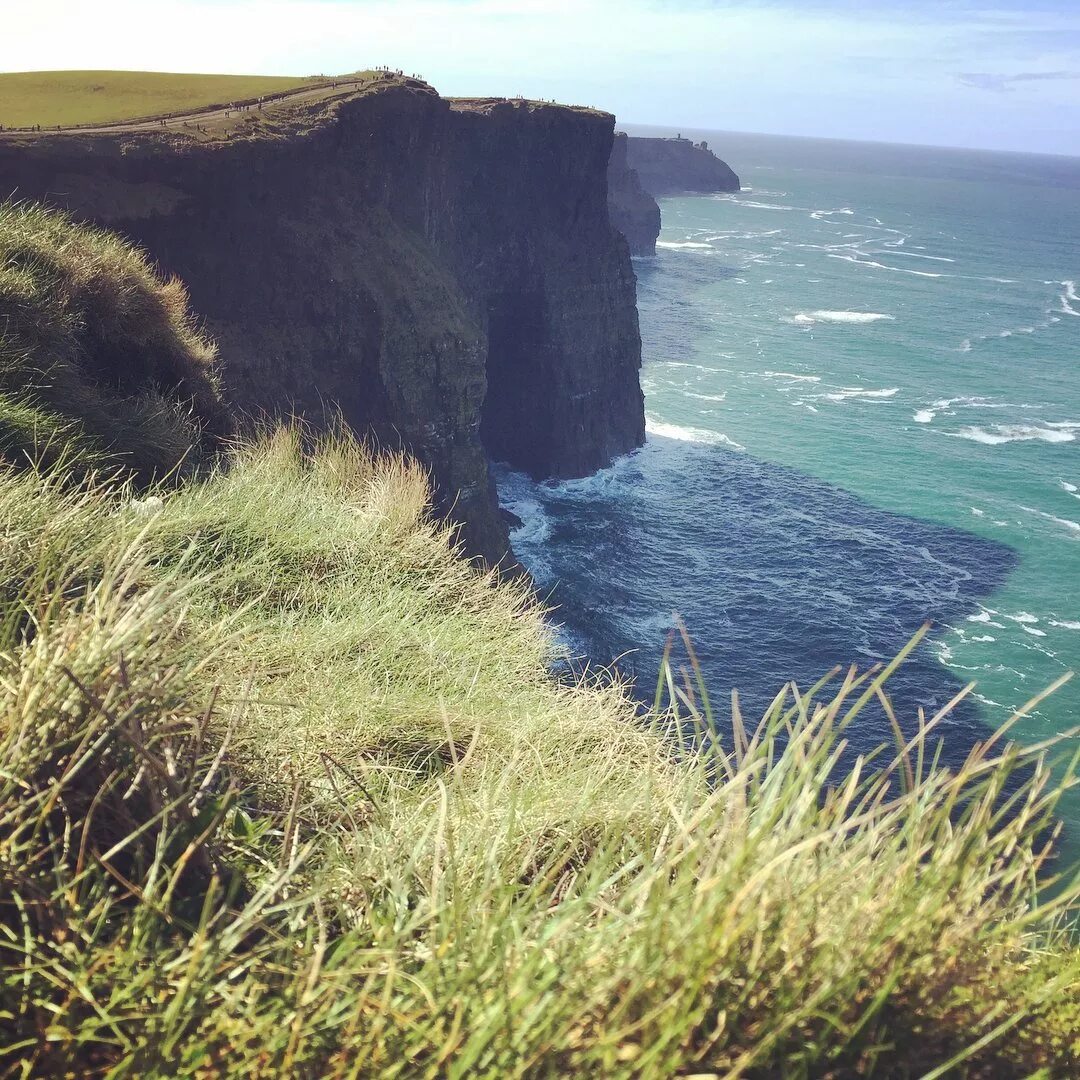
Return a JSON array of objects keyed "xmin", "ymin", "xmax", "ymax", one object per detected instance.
[{"xmin": 496, "ymin": 443, "xmax": 1013, "ymax": 762}]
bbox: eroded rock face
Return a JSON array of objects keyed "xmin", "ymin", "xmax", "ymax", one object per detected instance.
[
  {"xmin": 607, "ymin": 132, "xmax": 661, "ymax": 256},
  {"xmin": 625, "ymin": 135, "xmax": 740, "ymax": 196},
  {"xmin": 0, "ymin": 82, "xmax": 646, "ymax": 564}
]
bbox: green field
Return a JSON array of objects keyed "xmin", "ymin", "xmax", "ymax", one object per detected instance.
[{"xmin": 0, "ymin": 70, "xmax": 321, "ymax": 128}]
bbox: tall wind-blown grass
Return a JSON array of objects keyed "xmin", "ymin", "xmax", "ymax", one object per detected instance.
[
  {"xmin": 1, "ymin": 428, "xmax": 1078, "ymax": 1078},
  {"xmin": 0, "ymin": 199, "xmax": 229, "ymax": 480}
]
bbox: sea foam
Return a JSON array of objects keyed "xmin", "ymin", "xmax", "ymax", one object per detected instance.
[
  {"xmin": 786, "ymin": 310, "xmax": 895, "ymax": 326},
  {"xmin": 823, "ymin": 387, "xmax": 900, "ymax": 402},
  {"xmin": 827, "ymin": 253, "xmax": 945, "ymax": 278},
  {"xmin": 890, "ymin": 251, "xmax": 955, "ymax": 263},
  {"xmin": 948, "ymin": 424, "xmax": 1078, "ymax": 446},
  {"xmin": 1020, "ymin": 506, "xmax": 1080, "ymax": 535},
  {"xmin": 1060, "ymin": 280, "xmax": 1080, "ymax": 316},
  {"xmin": 645, "ymin": 417, "xmax": 745, "ymax": 449},
  {"xmin": 656, "ymin": 241, "xmax": 714, "ymax": 251}
]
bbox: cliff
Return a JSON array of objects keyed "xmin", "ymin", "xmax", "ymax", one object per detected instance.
[
  {"xmin": 606, "ymin": 132, "xmax": 660, "ymax": 256},
  {"xmin": 0, "ymin": 78, "xmax": 645, "ymax": 564},
  {"xmin": 624, "ymin": 135, "xmax": 740, "ymax": 196}
]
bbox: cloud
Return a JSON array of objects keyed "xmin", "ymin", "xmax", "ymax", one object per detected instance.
[{"xmin": 958, "ymin": 70, "xmax": 1080, "ymax": 92}]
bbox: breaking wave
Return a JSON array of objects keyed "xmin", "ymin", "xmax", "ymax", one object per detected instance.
[
  {"xmin": 645, "ymin": 417, "xmax": 745, "ymax": 449},
  {"xmin": 823, "ymin": 387, "xmax": 900, "ymax": 402},
  {"xmin": 786, "ymin": 310, "xmax": 895, "ymax": 325},
  {"xmin": 948, "ymin": 423, "xmax": 1080, "ymax": 446}
]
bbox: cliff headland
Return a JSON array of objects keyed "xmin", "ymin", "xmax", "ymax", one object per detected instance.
[
  {"xmin": 606, "ymin": 132, "xmax": 741, "ymax": 255},
  {"xmin": 625, "ymin": 133, "xmax": 741, "ymax": 196},
  {"xmin": 0, "ymin": 75, "xmax": 644, "ymax": 564}
]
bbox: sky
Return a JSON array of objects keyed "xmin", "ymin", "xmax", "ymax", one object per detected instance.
[{"xmin": 3, "ymin": 0, "xmax": 1080, "ymax": 154}]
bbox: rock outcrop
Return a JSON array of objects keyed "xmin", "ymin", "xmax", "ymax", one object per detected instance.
[
  {"xmin": 624, "ymin": 135, "xmax": 740, "ymax": 196},
  {"xmin": 606, "ymin": 132, "xmax": 660, "ymax": 256},
  {"xmin": 0, "ymin": 79, "xmax": 645, "ymax": 565}
]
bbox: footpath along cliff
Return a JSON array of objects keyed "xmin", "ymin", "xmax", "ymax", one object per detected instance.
[{"xmin": 0, "ymin": 77, "xmax": 644, "ymax": 564}]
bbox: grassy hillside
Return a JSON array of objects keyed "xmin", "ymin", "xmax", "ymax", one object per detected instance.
[
  {"xmin": 1, "ymin": 203, "xmax": 1078, "ymax": 1077},
  {"xmin": 0, "ymin": 200, "xmax": 228, "ymax": 477},
  {"xmin": 0, "ymin": 70, "xmax": 318, "ymax": 128}
]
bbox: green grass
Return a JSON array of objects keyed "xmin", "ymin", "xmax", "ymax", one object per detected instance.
[
  {"xmin": 0, "ymin": 202, "xmax": 1078, "ymax": 1077},
  {"xmin": 0, "ymin": 70, "xmax": 319, "ymax": 128},
  {"xmin": 0, "ymin": 200, "xmax": 228, "ymax": 479},
  {"xmin": 1, "ymin": 429, "xmax": 1078, "ymax": 1077}
]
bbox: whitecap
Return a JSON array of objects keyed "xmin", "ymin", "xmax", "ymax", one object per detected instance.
[
  {"xmin": 970, "ymin": 507, "xmax": 985, "ymax": 516},
  {"xmin": 645, "ymin": 417, "xmax": 744, "ymax": 449},
  {"xmin": 913, "ymin": 409, "xmax": 934, "ymax": 423},
  {"xmin": 1061, "ymin": 480, "xmax": 1078, "ymax": 493},
  {"xmin": 947, "ymin": 424, "xmax": 1077, "ymax": 445},
  {"xmin": 738, "ymin": 200, "xmax": 796, "ymax": 211},
  {"xmin": 1007, "ymin": 612, "xmax": 1040, "ymax": 624},
  {"xmin": 964, "ymin": 610, "xmax": 1006, "ymax": 629},
  {"xmin": 786, "ymin": 310, "xmax": 895, "ymax": 326},
  {"xmin": 1019, "ymin": 505, "xmax": 1080, "ymax": 535},
  {"xmin": 1060, "ymin": 280, "xmax": 1080, "ymax": 316},
  {"xmin": 656, "ymin": 241, "xmax": 714, "ymax": 250},
  {"xmin": 958, "ymin": 339, "xmax": 973, "ymax": 353},
  {"xmin": 1023, "ymin": 626, "xmax": 1047, "ymax": 637},
  {"xmin": 823, "ymin": 387, "xmax": 900, "ymax": 402},
  {"xmin": 1050, "ymin": 620, "xmax": 1080, "ymax": 630},
  {"xmin": 889, "ymin": 251, "xmax": 955, "ymax": 263},
  {"xmin": 685, "ymin": 391, "xmax": 728, "ymax": 402},
  {"xmin": 970, "ymin": 635, "xmax": 996, "ymax": 643},
  {"xmin": 753, "ymin": 371, "xmax": 821, "ymax": 382},
  {"xmin": 827, "ymin": 252, "xmax": 945, "ymax": 278}
]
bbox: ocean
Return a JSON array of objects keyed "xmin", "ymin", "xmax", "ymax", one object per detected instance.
[{"xmin": 496, "ymin": 127, "xmax": 1080, "ymax": 826}]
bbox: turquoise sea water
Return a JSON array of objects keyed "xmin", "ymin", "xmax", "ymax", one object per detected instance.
[{"xmin": 497, "ymin": 129, "xmax": 1080, "ymax": 830}]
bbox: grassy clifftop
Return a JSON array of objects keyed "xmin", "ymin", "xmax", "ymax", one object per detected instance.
[
  {"xmin": 1, "ymin": 204, "xmax": 1078, "ymax": 1076},
  {"xmin": 0, "ymin": 70, "xmax": 319, "ymax": 128}
]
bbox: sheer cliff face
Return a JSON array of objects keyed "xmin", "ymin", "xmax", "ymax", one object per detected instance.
[
  {"xmin": 606, "ymin": 132, "xmax": 661, "ymax": 256},
  {"xmin": 0, "ymin": 82, "xmax": 645, "ymax": 563},
  {"xmin": 625, "ymin": 136, "xmax": 741, "ymax": 196}
]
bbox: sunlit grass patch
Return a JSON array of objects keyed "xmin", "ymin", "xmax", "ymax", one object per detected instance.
[
  {"xmin": 0, "ymin": 200, "xmax": 227, "ymax": 479},
  {"xmin": 0, "ymin": 427, "xmax": 1076, "ymax": 1077},
  {"xmin": 0, "ymin": 70, "xmax": 318, "ymax": 128}
]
